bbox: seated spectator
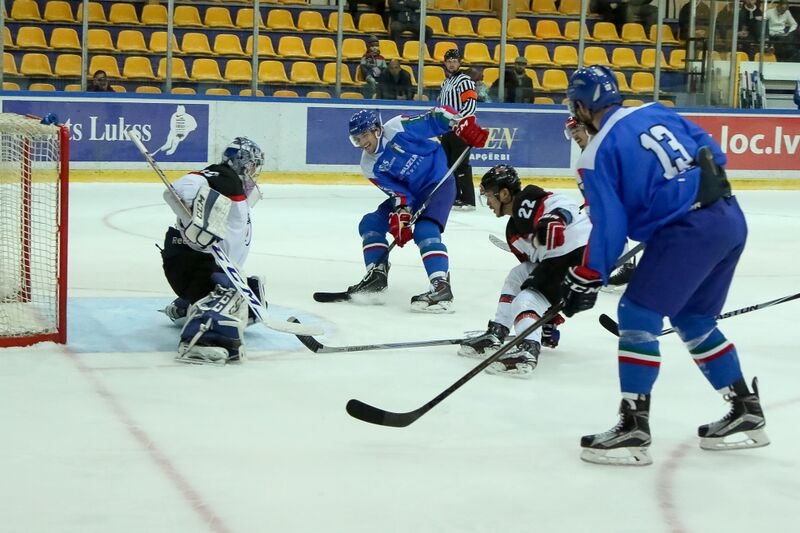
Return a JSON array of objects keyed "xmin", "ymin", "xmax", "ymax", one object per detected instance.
[
  {"xmin": 489, "ymin": 67, "xmax": 519, "ymax": 103},
  {"xmin": 626, "ymin": 0, "xmax": 658, "ymax": 30},
  {"xmin": 718, "ymin": 0, "xmax": 763, "ymax": 54},
  {"xmin": 388, "ymin": 0, "xmax": 432, "ymax": 42},
  {"xmin": 359, "ymin": 35, "xmax": 387, "ymax": 98},
  {"xmin": 678, "ymin": 0, "xmax": 711, "ymax": 41},
  {"xmin": 469, "ymin": 67, "xmax": 491, "ymax": 103},
  {"xmin": 590, "ymin": 0, "xmax": 627, "ymax": 32},
  {"xmin": 377, "ymin": 59, "xmax": 413, "ymax": 100},
  {"xmin": 348, "ymin": 0, "xmax": 387, "ymax": 25},
  {"xmin": 509, "ymin": 57, "xmax": 535, "ymax": 104},
  {"xmin": 765, "ymin": 0, "xmax": 798, "ymax": 60},
  {"xmin": 88, "ymin": 70, "xmax": 114, "ymax": 92}
]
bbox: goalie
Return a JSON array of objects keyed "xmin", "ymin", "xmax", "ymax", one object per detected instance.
[{"xmin": 159, "ymin": 137, "xmax": 265, "ymax": 365}]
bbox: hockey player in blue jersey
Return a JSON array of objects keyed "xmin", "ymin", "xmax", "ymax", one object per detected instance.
[
  {"xmin": 562, "ymin": 66, "xmax": 768, "ymax": 465},
  {"xmin": 346, "ymin": 107, "xmax": 488, "ymax": 312}
]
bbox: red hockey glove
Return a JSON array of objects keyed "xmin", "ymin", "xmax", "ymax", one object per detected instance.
[
  {"xmin": 561, "ymin": 266, "xmax": 602, "ymax": 317},
  {"xmin": 389, "ymin": 207, "xmax": 413, "ymax": 247},
  {"xmin": 454, "ymin": 116, "xmax": 489, "ymax": 148},
  {"xmin": 535, "ymin": 213, "xmax": 567, "ymax": 250}
]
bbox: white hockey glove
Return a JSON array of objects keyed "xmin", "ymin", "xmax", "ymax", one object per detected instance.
[{"xmin": 181, "ymin": 184, "xmax": 232, "ymax": 250}]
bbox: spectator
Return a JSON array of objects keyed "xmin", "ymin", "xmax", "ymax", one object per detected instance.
[
  {"xmin": 489, "ymin": 67, "xmax": 519, "ymax": 103},
  {"xmin": 377, "ymin": 59, "xmax": 413, "ymax": 100},
  {"xmin": 88, "ymin": 70, "xmax": 114, "ymax": 92},
  {"xmin": 348, "ymin": 0, "xmax": 386, "ymax": 26},
  {"xmin": 590, "ymin": 0, "xmax": 627, "ymax": 32},
  {"xmin": 469, "ymin": 67, "xmax": 491, "ymax": 103},
  {"xmin": 719, "ymin": 0, "xmax": 763, "ymax": 54},
  {"xmin": 359, "ymin": 35, "xmax": 388, "ymax": 98},
  {"xmin": 765, "ymin": 0, "xmax": 799, "ymax": 61},
  {"xmin": 388, "ymin": 0, "xmax": 432, "ymax": 42},
  {"xmin": 625, "ymin": 0, "xmax": 658, "ymax": 31},
  {"xmin": 678, "ymin": 0, "xmax": 711, "ymax": 41},
  {"xmin": 509, "ymin": 57, "xmax": 535, "ymax": 103}
]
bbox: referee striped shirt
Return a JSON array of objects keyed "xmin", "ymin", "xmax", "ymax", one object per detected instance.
[{"xmin": 438, "ymin": 73, "xmax": 477, "ymax": 118}]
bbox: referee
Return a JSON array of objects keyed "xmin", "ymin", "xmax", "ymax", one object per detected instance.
[{"xmin": 438, "ymin": 48, "xmax": 479, "ymax": 211}]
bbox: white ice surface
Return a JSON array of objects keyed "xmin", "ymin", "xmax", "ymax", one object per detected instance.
[{"xmin": 1, "ymin": 184, "xmax": 798, "ymax": 533}]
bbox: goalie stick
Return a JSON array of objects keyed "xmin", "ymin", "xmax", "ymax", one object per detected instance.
[
  {"xmin": 127, "ymin": 131, "xmax": 322, "ymax": 337},
  {"xmin": 313, "ymin": 146, "xmax": 470, "ymax": 304},
  {"xmin": 599, "ymin": 291, "xmax": 800, "ymax": 337}
]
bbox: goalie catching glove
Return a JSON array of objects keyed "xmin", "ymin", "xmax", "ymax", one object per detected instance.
[
  {"xmin": 389, "ymin": 206, "xmax": 413, "ymax": 247},
  {"xmin": 180, "ymin": 184, "xmax": 232, "ymax": 251},
  {"xmin": 560, "ymin": 265, "xmax": 602, "ymax": 317}
]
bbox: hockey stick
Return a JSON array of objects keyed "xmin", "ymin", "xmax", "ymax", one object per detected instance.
[
  {"xmin": 489, "ymin": 234, "xmax": 511, "ymax": 252},
  {"xmin": 344, "ymin": 242, "xmax": 646, "ymax": 427},
  {"xmin": 126, "ymin": 130, "xmax": 322, "ymax": 337},
  {"xmin": 598, "ymin": 291, "xmax": 800, "ymax": 338},
  {"xmin": 313, "ymin": 146, "xmax": 471, "ymax": 303}
]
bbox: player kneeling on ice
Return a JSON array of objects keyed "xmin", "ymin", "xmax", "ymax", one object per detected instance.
[
  {"xmin": 159, "ymin": 137, "xmax": 265, "ymax": 365},
  {"xmin": 346, "ymin": 107, "xmax": 488, "ymax": 313},
  {"xmin": 459, "ymin": 165, "xmax": 590, "ymax": 377}
]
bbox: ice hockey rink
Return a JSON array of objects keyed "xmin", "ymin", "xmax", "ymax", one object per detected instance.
[{"xmin": 1, "ymin": 183, "xmax": 798, "ymax": 533}]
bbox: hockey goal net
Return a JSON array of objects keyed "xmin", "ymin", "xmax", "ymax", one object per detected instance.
[{"xmin": 0, "ymin": 113, "xmax": 69, "ymax": 347}]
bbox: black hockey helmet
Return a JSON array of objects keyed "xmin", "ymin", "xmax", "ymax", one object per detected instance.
[
  {"xmin": 444, "ymin": 48, "xmax": 461, "ymax": 61},
  {"xmin": 481, "ymin": 165, "xmax": 521, "ymax": 196}
]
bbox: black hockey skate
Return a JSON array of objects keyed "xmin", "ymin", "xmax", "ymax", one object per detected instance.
[
  {"xmin": 313, "ymin": 263, "xmax": 388, "ymax": 303},
  {"xmin": 698, "ymin": 377, "xmax": 769, "ymax": 451},
  {"xmin": 410, "ymin": 275, "xmax": 453, "ymax": 313},
  {"xmin": 458, "ymin": 320, "xmax": 509, "ymax": 358},
  {"xmin": 580, "ymin": 395, "xmax": 652, "ymax": 466},
  {"xmin": 608, "ymin": 258, "xmax": 636, "ymax": 286},
  {"xmin": 484, "ymin": 340, "xmax": 540, "ymax": 378}
]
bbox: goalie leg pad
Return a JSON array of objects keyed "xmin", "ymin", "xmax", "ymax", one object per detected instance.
[{"xmin": 177, "ymin": 285, "xmax": 248, "ymax": 365}]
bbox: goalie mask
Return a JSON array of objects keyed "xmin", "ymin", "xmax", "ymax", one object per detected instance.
[{"xmin": 222, "ymin": 137, "xmax": 264, "ymax": 205}]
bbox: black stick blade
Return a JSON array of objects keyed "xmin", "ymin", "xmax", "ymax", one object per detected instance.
[
  {"xmin": 598, "ymin": 314, "xmax": 621, "ymax": 336},
  {"xmin": 287, "ymin": 317, "xmax": 324, "ymax": 352},
  {"xmin": 313, "ymin": 291, "xmax": 351, "ymax": 303},
  {"xmin": 346, "ymin": 399, "xmax": 421, "ymax": 428}
]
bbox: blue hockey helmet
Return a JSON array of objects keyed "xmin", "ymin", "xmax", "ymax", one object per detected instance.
[
  {"xmin": 221, "ymin": 137, "xmax": 264, "ymax": 202},
  {"xmin": 566, "ymin": 66, "xmax": 622, "ymax": 116},
  {"xmin": 348, "ymin": 109, "xmax": 382, "ymax": 147}
]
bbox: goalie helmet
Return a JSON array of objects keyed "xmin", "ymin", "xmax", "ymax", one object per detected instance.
[
  {"xmin": 348, "ymin": 109, "xmax": 382, "ymax": 147},
  {"xmin": 480, "ymin": 165, "xmax": 521, "ymax": 196},
  {"xmin": 566, "ymin": 65, "xmax": 622, "ymax": 117},
  {"xmin": 221, "ymin": 137, "xmax": 264, "ymax": 202}
]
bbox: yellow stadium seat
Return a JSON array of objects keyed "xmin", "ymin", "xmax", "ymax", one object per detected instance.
[
  {"xmin": 669, "ymin": 49, "xmax": 686, "ymax": 69},
  {"xmin": 3, "ymin": 81, "xmax": 21, "ymax": 90},
  {"xmin": 540, "ymin": 69, "xmax": 568, "ymax": 92},
  {"xmin": 379, "ymin": 40, "xmax": 401, "ymax": 61},
  {"xmin": 622, "ymin": 98, "xmax": 645, "ymax": 106},
  {"xmin": 63, "ymin": 83, "xmax": 81, "ymax": 91},
  {"xmin": 290, "ymin": 61, "xmax": 323, "ymax": 84},
  {"xmin": 4, "ymin": 26, "xmax": 14, "ymax": 49},
  {"xmin": 29, "ymin": 82, "xmax": 56, "ymax": 91},
  {"xmin": 558, "ymin": 0, "xmax": 582, "ymax": 16},
  {"xmin": 422, "ymin": 65, "xmax": 446, "ymax": 88},
  {"xmin": 171, "ymin": 87, "xmax": 196, "ymax": 95},
  {"xmin": 174, "ymin": 6, "xmax": 204, "ymax": 27},
  {"xmin": 181, "ymin": 33, "xmax": 213, "ymax": 55},
  {"xmin": 527, "ymin": 68, "xmax": 543, "ymax": 91},
  {"xmin": 621, "ymin": 23, "xmax": 652, "ymax": 43},
  {"xmin": 327, "ymin": 12, "xmax": 357, "ymax": 32},
  {"xmin": 246, "ymin": 35, "xmax": 277, "ymax": 57},
  {"xmin": 191, "ymin": 58, "xmax": 224, "ymax": 82},
  {"xmin": 4, "ymin": 53, "xmax": 18, "ymax": 75},
  {"xmin": 531, "ymin": 0, "xmax": 560, "ymax": 15},
  {"xmin": 464, "ymin": 42, "xmax": 494, "ymax": 64},
  {"xmin": 43, "ymin": 1, "xmax": 74, "ymax": 22},
  {"xmin": 433, "ymin": 41, "xmax": 459, "ymax": 62},
  {"xmin": 158, "ymin": 57, "xmax": 192, "ymax": 80},
  {"xmin": 462, "ymin": 0, "xmax": 492, "ymax": 12},
  {"xmin": 54, "ymin": 54, "xmax": 82, "ymax": 77},
  {"xmin": 267, "ymin": 9, "xmax": 297, "ymax": 31},
  {"xmin": 136, "ymin": 85, "xmax": 162, "ymax": 94},
  {"xmin": 659, "ymin": 99, "xmax": 675, "ymax": 107},
  {"xmin": 342, "ymin": 38, "xmax": 367, "ymax": 60},
  {"xmin": 308, "ymin": 37, "xmax": 337, "ymax": 59},
  {"xmin": 278, "ymin": 0, "xmax": 308, "ymax": 5},
  {"xmin": 358, "ymin": 13, "xmax": 387, "ymax": 33},
  {"xmin": 754, "ymin": 51, "xmax": 777, "ymax": 63},
  {"xmin": 649, "ymin": 24, "xmax": 680, "ymax": 45},
  {"xmin": 108, "ymin": 3, "xmax": 139, "ymax": 25},
  {"xmin": 476, "ymin": 17, "xmax": 501, "ymax": 38},
  {"xmin": 123, "ymin": 56, "xmax": 157, "ymax": 80},
  {"xmin": 553, "ymin": 45, "xmax": 578, "ymax": 67},
  {"xmin": 140, "ymin": 4, "xmax": 167, "ymax": 25},
  {"xmin": 258, "ymin": 60, "xmax": 291, "ymax": 83},
  {"xmin": 205, "ymin": 7, "xmax": 235, "ymax": 28},
  {"xmin": 150, "ymin": 32, "xmax": 181, "ymax": 54},
  {"xmin": 524, "ymin": 44, "xmax": 556, "ymax": 66},
  {"xmin": 236, "ymin": 8, "xmax": 267, "ymax": 30},
  {"xmin": 110, "ymin": 84, "xmax": 125, "ymax": 92},
  {"xmin": 306, "ymin": 90, "xmax": 332, "ymax": 98},
  {"xmin": 400, "ymin": 64, "xmax": 417, "ymax": 86},
  {"xmin": 448, "ymin": 17, "xmax": 478, "ymax": 37},
  {"xmin": 612, "ymin": 47, "xmax": 642, "ymax": 69},
  {"xmin": 277, "ymin": 36, "xmax": 310, "ymax": 59},
  {"xmin": 88, "ymin": 29, "xmax": 116, "ymax": 52},
  {"xmin": 10, "ymin": 0, "xmax": 41, "ymax": 21},
  {"xmin": 426, "ymin": 15, "xmax": 449, "ymax": 36},
  {"xmin": 88, "ymin": 55, "xmax": 121, "ymax": 78},
  {"xmin": 402, "ymin": 41, "xmax": 433, "ymax": 62},
  {"xmin": 224, "ymin": 59, "xmax": 252, "ymax": 82},
  {"xmin": 508, "ymin": 18, "xmax": 536, "ymax": 39},
  {"xmin": 240, "ymin": 88, "xmax": 265, "ymax": 97},
  {"xmin": 76, "ymin": 2, "xmax": 106, "ymax": 24},
  {"xmin": 640, "ymin": 48, "xmax": 669, "ymax": 69},
  {"xmin": 630, "ymin": 72, "xmax": 655, "ymax": 93},
  {"xmin": 205, "ymin": 88, "xmax": 231, "ymax": 96},
  {"xmin": 593, "ymin": 22, "xmax": 623, "ymax": 42},
  {"xmin": 297, "ymin": 11, "xmax": 328, "ymax": 32},
  {"xmin": 564, "ymin": 20, "xmax": 593, "ymax": 41},
  {"xmin": 583, "ymin": 46, "xmax": 613, "ymax": 67},
  {"xmin": 493, "ymin": 44, "xmax": 521, "ymax": 65},
  {"xmin": 20, "ymin": 53, "xmax": 54, "ymax": 76},
  {"xmin": 434, "ymin": 0, "xmax": 462, "ymax": 10},
  {"xmin": 213, "ymin": 34, "xmax": 247, "ymax": 56},
  {"xmin": 614, "ymin": 71, "xmax": 634, "ymax": 93},
  {"xmin": 513, "ymin": 0, "xmax": 533, "ymax": 14},
  {"xmin": 482, "ymin": 67, "xmax": 498, "ymax": 87},
  {"xmin": 340, "ymin": 91, "xmax": 364, "ymax": 99},
  {"xmin": 535, "ymin": 20, "xmax": 566, "ymax": 40},
  {"xmin": 323, "ymin": 62, "xmax": 359, "ymax": 85},
  {"xmin": 534, "ymin": 96, "xmax": 555, "ymax": 104},
  {"xmin": 273, "ymin": 89, "xmax": 299, "ymax": 97},
  {"xmin": 117, "ymin": 30, "xmax": 149, "ymax": 53},
  {"xmin": 16, "ymin": 26, "xmax": 49, "ymax": 49}
]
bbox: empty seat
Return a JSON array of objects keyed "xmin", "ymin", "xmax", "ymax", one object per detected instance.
[
  {"xmin": 524, "ymin": 44, "xmax": 556, "ymax": 66},
  {"xmin": 309, "ymin": 37, "xmax": 337, "ymax": 59},
  {"xmin": 4, "ymin": 26, "xmax": 14, "ymax": 49},
  {"xmin": 204, "ymin": 7, "xmax": 235, "ymax": 28},
  {"xmin": 358, "ymin": 13, "xmax": 387, "ymax": 33},
  {"xmin": 476, "ymin": 17, "xmax": 501, "ymax": 38},
  {"xmin": 123, "ymin": 56, "xmax": 157, "ymax": 79},
  {"xmin": 531, "ymin": 0, "xmax": 560, "ymax": 15},
  {"xmin": 297, "ymin": 11, "xmax": 328, "ymax": 32},
  {"xmin": 614, "ymin": 71, "xmax": 634, "ymax": 93},
  {"xmin": 553, "ymin": 45, "xmax": 578, "ymax": 67},
  {"xmin": 462, "ymin": 0, "xmax": 492, "ymax": 11},
  {"xmin": 306, "ymin": 90, "xmax": 332, "ymax": 98},
  {"xmin": 464, "ymin": 42, "xmax": 494, "ymax": 64},
  {"xmin": 482, "ymin": 67, "xmax": 498, "ymax": 87},
  {"xmin": 513, "ymin": 0, "xmax": 533, "ymax": 13},
  {"xmin": 402, "ymin": 41, "xmax": 433, "ymax": 62},
  {"xmin": 76, "ymin": 2, "xmax": 106, "ymax": 24},
  {"xmin": 110, "ymin": 84, "xmax": 126, "ymax": 92},
  {"xmin": 593, "ymin": 22, "xmax": 623, "ymax": 42},
  {"xmin": 88, "ymin": 55, "xmax": 121, "ymax": 78},
  {"xmin": 426, "ymin": 15, "xmax": 449, "ymax": 36},
  {"xmin": 140, "ymin": 4, "xmax": 167, "ymax": 25},
  {"xmin": 240, "ymin": 88, "xmax": 265, "ymax": 97},
  {"xmin": 246, "ymin": 35, "xmax": 277, "ymax": 57},
  {"xmin": 171, "ymin": 87, "xmax": 197, "ymax": 95},
  {"xmin": 174, "ymin": 6, "xmax": 204, "ymax": 28},
  {"xmin": 379, "ymin": 40, "xmax": 401, "ymax": 61},
  {"xmin": 214, "ymin": 34, "xmax": 247, "ymax": 56},
  {"xmin": 3, "ymin": 53, "xmax": 18, "ymax": 75},
  {"xmin": 401, "ymin": 64, "xmax": 417, "ymax": 86},
  {"xmin": 534, "ymin": 96, "xmax": 555, "ymax": 105},
  {"xmin": 267, "ymin": 9, "xmax": 297, "ymax": 31},
  {"xmin": 236, "ymin": 8, "xmax": 267, "ymax": 29},
  {"xmin": 88, "ymin": 29, "xmax": 116, "ymax": 52},
  {"xmin": 54, "ymin": 54, "xmax": 82, "ymax": 77},
  {"xmin": 422, "ymin": 65, "xmax": 445, "ymax": 88},
  {"xmin": 191, "ymin": 58, "xmax": 224, "ymax": 81},
  {"xmin": 640, "ymin": 48, "xmax": 669, "ymax": 69},
  {"xmin": 43, "ymin": 1, "xmax": 74, "ymax": 22},
  {"xmin": 493, "ymin": 43, "xmax": 521, "ymax": 64},
  {"xmin": 535, "ymin": 20, "xmax": 566, "ymax": 40},
  {"xmin": 340, "ymin": 91, "xmax": 364, "ymax": 99},
  {"xmin": 621, "ymin": 23, "xmax": 652, "ymax": 43},
  {"xmin": 117, "ymin": 30, "xmax": 149, "ymax": 53},
  {"xmin": 669, "ymin": 49, "xmax": 686, "ymax": 69},
  {"xmin": 158, "ymin": 57, "xmax": 192, "ymax": 80},
  {"xmin": 448, "ymin": 17, "xmax": 477, "ymax": 37},
  {"xmin": 15, "ymin": 26, "xmax": 49, "ymax": 49},
  {"xmin": 507, "ymin": 18, "xmax": 536, "ymax": 39},
  {"xmin": 622, "ymin": 98, "xmax": 645, "ymax": 106},
  {"xmin": 630, "ymin": 72, "xmax": 655, "ymax": 93},
  {"xmin": 20, "ymin": 53, "xmax": 54, "ymax": 76},
  {"xmin": 564, "ymin": 20, "xmax": 593, "ymax": 41},
  {"xmin": 659, "ymin": 99, "xmax": 675, "ymax": 107},
  {"xmin": 273, "ymin": 89, "xmax": 299, "ymax": 97},
  {"xmin": 327, "ymin": 12, "xmax": 357, "ymax": 32},
  {"xmin": 433, "ymin": 41, "xmax": 459, "ymax": 62},
  {"xmin": 150, "ymin": 32, "xmax": 181, "ymax": 54},
  {"xmin": 583, "ymin": 46, "xmax": 613, "ymax": 67},
  {"xmin": 205, "ymin": 88, "xmax": 232, "ymax": 96},
  {"xmin": 342, "ymin": 38, "xmax": 367, "ymax": 60},
  {"xmin": 29, "ymin": 82, "xmax": 56, "ymax": 91},
  {"xmin": 649, "ymin": 24, "xmax": 680, "ymax": 45},
  {"xmin": 181, "ymin": 33, "xmax": 213, "ymax": 55},
  {"xmin": 63, "ymin": 83, "xmax": 81, "ymax": 91},
  {"xmin": 10, "ymin": 0, "xmax": 41, "ymax": 21},
  {"xmin": 290, "ymin": 61, "xmax": 323, "ymax": 84},
  {"xmin": 434, "ymin": 0, "xmax": 462, "ymax": 10},
  {"xmin": 540, "ymin": 69, "xmax": 568, "ymax": 92},
  {"xmin": 258, "ymin": 60, "xmax": 291, "ymax": 83},
  {"xmin": 108, "ymin": 3, "xmax": 139, "ymax": 25},
  {"xmin": 612, "ymin": 47, "xmax": 642, "ymax": 69},
  {"xmin": 135, "ymin": 85, "xmax": 162, "ymax": 94},
  {"xmin": 558, "ymin": 0, "xmax": 582, "ymax": 16},
  {"xmin": 322, "ymin": 62, "xmax": 359, "ymax": 85},
  {"xmin": 223, "ymin": 59, "xmax": 252, "ymax": 82},
  {"xmin": 277, "ymin": 36, "xmax": 310, "ymax": 59}
]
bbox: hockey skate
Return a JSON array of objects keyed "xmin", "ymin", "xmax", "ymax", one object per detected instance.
[
  {"xmin": 698, "ymin": 377, "xmax": 769, "ymax": 451},
  {"xmin": 346, "ymin": 263, "xmax": 389, "ymax": 303},
  {"xmin": 607, "ymin": 259, "xmax": 636, "ymax": 286},
  {"xmin": 458, "ymin": 321, "xmax": 509, "ymax": 358},
  {"xmin": 484, "ymin": 340, "xmax": 540, "ymax": 378},
  {"xmin": 580, "ymin": 395, "xmax": 652, "ymax": 466},
  {"xmin": 410, "ymin": 275, "xmax": 454, "ymax": 313},
  {"xmin": 162, "ymin": 297, "xmax": 189, "ymax": 326},
  {"xmin": 452, "ymin": 200, "xmax": 476, "ymax": 211}
]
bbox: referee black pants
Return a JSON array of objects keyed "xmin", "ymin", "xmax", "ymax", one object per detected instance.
[{"xmin": 440, "ymin": 131, "xmax": 474, "ymax": 206}]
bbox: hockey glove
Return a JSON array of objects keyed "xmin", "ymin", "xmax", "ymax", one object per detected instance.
[
  {"xmin": 534, "ymin": 213, "xmax": 567, "ymax": 250},
  {"xmin": 454, "ymin": 116, "xmax": 489, "ymax": 148},
  {"xmin": 560, "ymin": 266, "xmax": 602, "ymax": 317},
  {"xmin": 389, "ymin": 207, "xmax": 413, "ymax": 247},
  {"xmin": 182, "ymin": 185, "xmax": 232, "ymax": 251}
]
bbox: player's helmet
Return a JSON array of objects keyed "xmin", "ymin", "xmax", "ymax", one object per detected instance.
[
  {"xmin": 222, "ymin": 137, "xmax": 264, "ymax": 200},
  {"xmin": 348, "ymin": 109, "xmax": 382, "ymax": 147},
  {"xmin": 566, "ymin": 66, "xmax": 622, "ymax": 116},
  {"xmin": 480, "ymin": 165, "xmax": 521, "ymax": 196},
  {"xmin": 444, "ymin": 48, "xmax": 461, "ymax": 61}
]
